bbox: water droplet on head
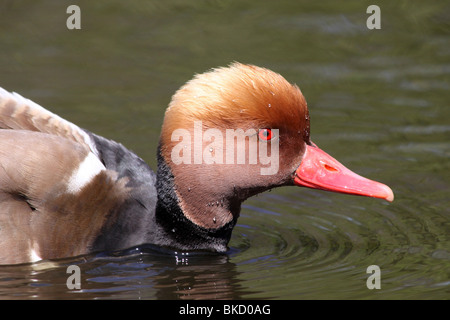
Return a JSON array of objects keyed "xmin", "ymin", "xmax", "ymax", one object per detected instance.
[
  {"xmin": 268, "ymin": 103, "xmax": 271, "ymax": 108},
  {"xmin": 213, "ymin": 217, "xmax": 216, "ymax": 223},
  {"xmin": 209, "ymin": 147, "xmax": 214, "ymax": 152}
]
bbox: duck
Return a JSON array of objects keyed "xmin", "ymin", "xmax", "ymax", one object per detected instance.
[{"xmin": 0, "ymin": 63, "xmax": 394, "ymax": 264}]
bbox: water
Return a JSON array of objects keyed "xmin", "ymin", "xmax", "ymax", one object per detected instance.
[{"xmin": 0, "ymin": 0, "xmax": 449, "ymax": 299}]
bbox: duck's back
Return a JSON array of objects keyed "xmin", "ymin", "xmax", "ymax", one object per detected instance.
[{"xmin": 0, "ymin": 88, "xmax": 157, "ymax": 264}]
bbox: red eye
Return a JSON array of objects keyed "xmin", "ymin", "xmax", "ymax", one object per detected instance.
[{"xmin": 258, "ymin": 128, "xmax": 273, "ymax": 141}]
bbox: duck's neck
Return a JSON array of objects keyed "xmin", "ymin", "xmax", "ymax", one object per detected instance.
[
  {"xmin": 87, "ymin": 132, "xmax": 238, "ymax": 253},
  {"xmin": 154, "ymin": 147, "xmax": 239, "ymax": 252}
]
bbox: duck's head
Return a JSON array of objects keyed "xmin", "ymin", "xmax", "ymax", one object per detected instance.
[{"xmin": 157, "ymin": 63, "xmax": 393, "ymax": 236}]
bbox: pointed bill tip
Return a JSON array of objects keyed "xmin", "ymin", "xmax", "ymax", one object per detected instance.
[{"xmin": 380, "ymin": 184, "xmax": 394, "ymax": 202}]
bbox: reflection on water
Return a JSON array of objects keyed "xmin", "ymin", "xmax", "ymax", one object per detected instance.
[
  {"xmin": 0, "ymin": 247, "xmax": 248, "ymax": 300},
  {"xmin": 0, "ymin": 0, "xmax": 449, "ymax": 299}
]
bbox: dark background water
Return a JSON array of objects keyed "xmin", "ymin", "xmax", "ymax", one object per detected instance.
[{"xmin": 0, "ymin": 0, "xmax": 448, "ymax": 299}]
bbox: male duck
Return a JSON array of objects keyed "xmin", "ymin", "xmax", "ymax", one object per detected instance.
[{"xmin": 0, "ymin": 63, "xmax": 393, "ymax": 264}]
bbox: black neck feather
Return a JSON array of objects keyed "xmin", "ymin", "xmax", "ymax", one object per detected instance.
[{"xmin": 155, "ymin": 145, "xmax": 236, "ymax": 252}]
